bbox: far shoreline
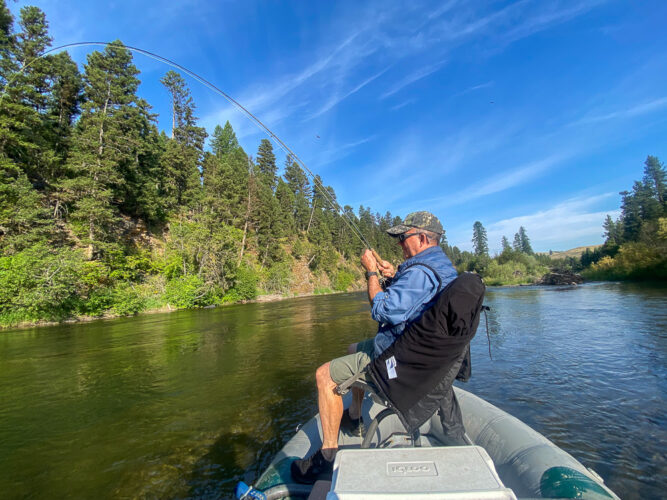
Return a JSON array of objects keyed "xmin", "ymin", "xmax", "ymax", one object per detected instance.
[
  {"xmin": 5, "ymin": 277, "xmax": 631, "ymax": 332},
  {"xmin": 0, "ymin": 288, "xmax": 351, "ymax": 332}
]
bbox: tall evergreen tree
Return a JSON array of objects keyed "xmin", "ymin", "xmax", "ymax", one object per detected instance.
[
  {"xmin": 60, "ymin": 41, "xmax": 143, "ymax": 259},
  {"xmin": 0, "ymin": 0, "xmax": 13, "ymax": 86},
  {"xmin": 517, "ymin": 226, "xmax": 533, "ymax": 254},
  {"xmin": 472, "ymin": 221, "xmax": 488, "ymax": 257},
  {"xmin": 643, "ymin": 155, "xmax": 666, "ymax": 210},
  {"xmin": 619, "ymin": 188, "xmax": 642, "ymax": 242},
  {"xmin": 160, "ymin": 70, "xmax": 206, "ymax": 209},
  {"xmin": 43, "ymin": 51, "xmax": 82, "ymax": 174},
  {"xmin": 0, "ymin": 5, "xmax": 48, "ymax": 187},
  {"xmin": 501, "ymin": 235, "xmax": 511, "ymax": 252},
  {"xmin": 256, "ymin": 138, "xmax": 277, "ymax": 191},
  {"xmin": 203, "ymin": 144, "xmax": 248, "ymax": 226},
  {"xmin": 284, "ymin": 155, "xmax": 311, "ymax": 231},
  {"xmin": 210, "ymin": 120, "xmax": 239, "ymax": 157},
  {"xmin": 603, "ymin": 215, "xmax": 620, "ymax": 246},
  {"xmin": 275, "ymin": 177, "xmax": 295, "ymax": 234}
]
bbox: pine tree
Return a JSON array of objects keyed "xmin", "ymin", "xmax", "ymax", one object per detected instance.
[
  {"xmin": 43, "ymin": 51, "xmax": 82, "ymax": 177},
  {"xmin": 275, "ymin": 177, "xmax": 295, "ymax": 234},
  {"xmin": 0, "ymin": 160, "xmax": 52, "ymax": 253},
  {"xmin": 116, "ymin": 99, "xmax": 164, "ymax": 223},
  {"xmin": 603, "ymin": 215, "xmax": 620, "ymax": 245},
  {"xmin": 203, "ymin": 145, "xmax": 249, "ymax": 226},
  {"xmin": 619, "ymin": 188, "xmax": 642, "ymax": 242},
  {"xmin": 210, "ymin": 121, "xmax": 239, "ymax": 157},
  {"xmin": 14, "ymin": 6, "xmax": 52, "ymax": 111},
  {"xmin": 284, "ymin": 155, "xmax": 311, "ymax": 231},
  {"xmin": 0, "ymin": 4, "xmax": 54, "ymax": 253},
  {"xmin": 643, "ymin": 156, "xmax": 666, "ymax": 210},
  {"xmin": 256, "ymin": 138, "xmax": 277, "ymax": 191},
  {"xmin": 0, "ymin": 5, "xmax": 48, "ymax": 186},
  {"xmin": 512, "ymin": 232, "xmax": 521, "ymax": 252},
  {"xmin": 501, "ymin": 236, "xmax": 511, "ymax": 252},
  {"xmin": 60, "ymin": 41, "xmax": 143, "ymax": 259},
  {"xmin": 472, "ymin": 221, "xmax": 488, "ymax": 257},
  {"xmin": 160, "ymin": 70, "xmax": 206, "ymax": 210},
  {"xmin": 517, "ymin": 226, "xmax": 533, "ymax": 254},
  {"xmin": 0, "ymin": 0, "xmax": 13, "ymax": 86}
]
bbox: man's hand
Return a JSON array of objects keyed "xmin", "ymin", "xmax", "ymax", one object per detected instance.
[
  {"xmin": 377, "ymin": 260, "xmax": 395, "ymax": 278},
  {"xmin": 361, "ymin": 249, "xmax": 377, "ymax": 271}
]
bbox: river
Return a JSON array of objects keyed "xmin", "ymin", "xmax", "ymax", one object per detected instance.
[{"xmin": 0, "ymin": 282, "xmax": 665, "ymax": 499}]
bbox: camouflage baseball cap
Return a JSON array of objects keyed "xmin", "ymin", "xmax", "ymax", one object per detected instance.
[{"xmin": 387, "ymin": 211, "xmax": 444, "ymax": 236}]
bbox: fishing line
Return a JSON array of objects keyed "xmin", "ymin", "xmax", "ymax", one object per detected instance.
[{"xmin": 4, "ymin": 41, "xmax": 374, "ymax": 250}]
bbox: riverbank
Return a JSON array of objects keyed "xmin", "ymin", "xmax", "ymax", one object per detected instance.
[
  {"xmin": 0, "ymin": 288, "xmax": 349, "ymax": 331},
  {"xmin": 0, "ymin": 271, "xmax": 592, "ymax": 330}
]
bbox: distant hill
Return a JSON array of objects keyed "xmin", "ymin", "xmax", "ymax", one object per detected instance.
[{"xmin": 539, "ymin": 245, "xmax": 602, "ymax": 260}]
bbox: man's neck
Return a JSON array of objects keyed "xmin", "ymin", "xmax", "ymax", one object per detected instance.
[{"xmin": 407, "ymin": 244, "xmax": 438, "ymax": 260}]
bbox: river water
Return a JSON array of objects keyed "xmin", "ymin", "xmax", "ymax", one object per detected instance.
[{"xmin": 0, "ymin": 282, "xmax": 665, "ymax": 499}]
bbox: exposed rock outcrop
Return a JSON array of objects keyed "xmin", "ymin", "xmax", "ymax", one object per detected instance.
[{"xmin": 538, "ymin": 272, "xmax": 584, "ymax": 286}]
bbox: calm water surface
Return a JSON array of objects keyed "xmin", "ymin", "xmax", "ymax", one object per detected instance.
[{"xmin": 0, "ymin": 283, "xmax": 665, "ymax": 499}]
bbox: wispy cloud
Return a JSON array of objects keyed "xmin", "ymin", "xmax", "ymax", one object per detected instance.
[
  {"xmin": 204, "ymin": 0, "xmax": 604, "ymax": 147},
  {"xmin": 499, "ymin": 0, "xmax": 604, "ymax": 46},
  {"xmin": 431, "ymin": 153, "xmax": 567, "ymax": 209},
  {"xmin": 390, "ymin": 98, "xmax": 417, "ymax": 111},
  {"xmin": 482, "ymin": 193, "xmax": 620, "ymax": 252},
  {"xmin": 315, "ymin": 135, "xmax": 378, "ymax": 167},
  {"xmin": 453, "ymin": 81, "xmax": 494, "ymax": 98},
  {"xmin": 380, "ymin": 59, "xmax": 447, "ymax": 99},
  {"xmin": 309, "ymin": 66, "xmax": 392, "ymax": 118},
  {"xmin": 448, "ymin": 192, "xmax": 620, "ymax": 252},
  {"xmin": 572, "ymin": 96, "xmax": 667, "ymax": 126}
]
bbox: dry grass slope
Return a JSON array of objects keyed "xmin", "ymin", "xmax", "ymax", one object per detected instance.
[{"xmin": 539, "ymin": 245, "xmax": 602, "ymax": 260}]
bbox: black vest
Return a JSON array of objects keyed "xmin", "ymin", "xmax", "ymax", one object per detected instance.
[{"xmin": 368, "ymin": 273, "xmax": 485, "ymax": 432}]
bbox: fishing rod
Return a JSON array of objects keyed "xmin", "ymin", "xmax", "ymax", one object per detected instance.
[{"xmin": 5, "ymin": 41, "xmax": 383, "ymax": 260}]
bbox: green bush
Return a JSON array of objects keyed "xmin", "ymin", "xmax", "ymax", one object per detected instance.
[
  {"xmin": 583, "ymin": 242, "xmax": 667, "ymax": 281},
  {"xmin": 223, "ymin": 264, "xmax": 258, "ymax": 303},
  {"xmin": 111, "ymin": 283, "xmax": 147, "ymax": 316},
  {"xmin": 80, "ymin": 287, "xmax": 114, "ymax": 316},
  {"xmin": 165, "ymin": 275, "xmax": 209, "ymax": 309},
  {"xmin": 482, "ymin": 256, "xmax": 549, "ymax": 286},
  {"xmin": 264, "ymin": 262, "xmax": 292, "ymax": 293},
  {"xmin": 333, "ymin": 270, "xmax": 355, "ymax": 291},
  {"xmin": 0, "ymin": 244, "xmax": 86, "ymax": 324}
]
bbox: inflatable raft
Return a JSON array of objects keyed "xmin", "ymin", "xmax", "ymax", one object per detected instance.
[{"xmin": 240, "ymin": 387, "xmax": 619, "ymax": 499}]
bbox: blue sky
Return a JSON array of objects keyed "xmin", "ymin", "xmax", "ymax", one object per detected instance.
[{"xmin": 10, "ymin": 0, "xmax": 667, "ymax": 253}]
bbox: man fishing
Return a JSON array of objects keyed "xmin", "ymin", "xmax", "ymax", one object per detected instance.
[{"xmin": 291, "ymin": 211, "xmax": 458, "ymax": 484}]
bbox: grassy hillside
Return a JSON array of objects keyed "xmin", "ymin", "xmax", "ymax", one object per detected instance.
[{"xmin": 540, "ymin": 245, "xmax": 602, "ymax": 260}]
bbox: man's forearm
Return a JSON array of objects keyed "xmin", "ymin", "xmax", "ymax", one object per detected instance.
[{"xmin": 367, "ymin": 275, "xmax": 382, "ymax": 304}]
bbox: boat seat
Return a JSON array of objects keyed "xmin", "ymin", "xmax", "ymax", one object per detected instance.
[{"xmin": 335, "ymin": 273, "xmax": 487, "ymax": 449}]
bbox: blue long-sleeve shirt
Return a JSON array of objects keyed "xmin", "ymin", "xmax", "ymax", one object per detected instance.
[{"xmin": 372, "ymin": 246, "xmax": 457, "ymax": 356}]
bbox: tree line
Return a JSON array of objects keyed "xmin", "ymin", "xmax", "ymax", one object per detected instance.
[
  {"xmin": 451, "ymin": 155, "xmax": 667, "ymax": 284},
  {"xmin": 581, "ymin": 156, "xmax": 666, "ymax": 280},
  {"xmin": 0, "ymin": 3, "xmax": 403, "ymax": 326},
  {"xmin": 439, "ymin": 222, "xmax": 550, "ymax": 286}
]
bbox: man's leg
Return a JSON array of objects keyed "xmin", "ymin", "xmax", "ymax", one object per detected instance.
[
  {"xmin": 316, "ymin": 362, "xmax": 343, "ymax": 450},
  {"xmin": 345, "ymin": 339, "xmax": 375, "ymax": 421},
  {"xmin": 292, "ymin": 351, "xmax": 371, "ymax": 484}
]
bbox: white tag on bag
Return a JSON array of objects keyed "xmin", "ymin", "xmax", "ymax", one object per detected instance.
[{"xmin": 386, "ymin": 356, "xmax": 398, "ymax": 379}]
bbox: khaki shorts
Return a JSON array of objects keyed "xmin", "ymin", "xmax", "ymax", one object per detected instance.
[{"xmin": 329, "ymin": 338, "xmax": 376, "ymax": 384}]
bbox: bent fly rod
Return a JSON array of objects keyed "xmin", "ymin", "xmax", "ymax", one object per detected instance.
[{"xmin": 6, "ymin": 41, "xmax": 389, "ymax": 268}]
